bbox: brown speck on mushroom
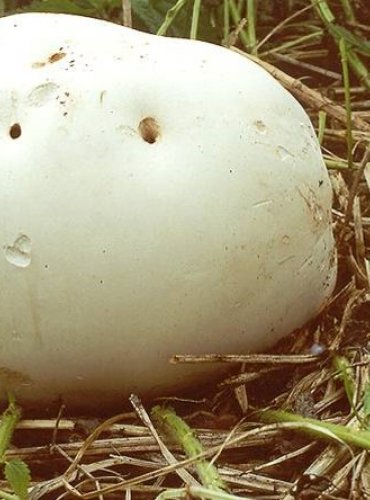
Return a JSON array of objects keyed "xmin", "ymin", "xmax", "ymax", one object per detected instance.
[{"xmin": 49, "ymin": 51, "xmax": 66, "ymax": 63}]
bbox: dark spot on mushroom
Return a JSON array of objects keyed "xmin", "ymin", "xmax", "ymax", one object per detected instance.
[
  {"xmin": 138, "ymin": 117, "xmax": 160, "ymax": 144},
  {"xmin": 49, "ymin": 52, "xmax": 66, "ymax": 64},
  {"xmin": 9, "ymin": 123, "xmax": 21, "ymax": 139},
  {"xmin": 254, "ymin": 120, "xmax": 266, "ymax": 132},
  {"xmin": 33, "ymin": 51, "xmax": 66, "ymax": 69}
]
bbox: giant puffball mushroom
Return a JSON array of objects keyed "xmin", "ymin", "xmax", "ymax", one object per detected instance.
[{"xmin": 0, "ymin": 13, "xmax": 336, "ymax": 408}]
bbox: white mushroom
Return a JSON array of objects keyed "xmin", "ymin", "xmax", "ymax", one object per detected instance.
[{"xmin": 0, "ymin": 13, "xmax": 336, "ymax": 407}]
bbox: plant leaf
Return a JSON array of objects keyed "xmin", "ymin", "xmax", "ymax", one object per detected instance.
[
  {"xmin": 4, "ymin": 459, "xmax": 31, "ymax": 500},
  {"xmin": 0, "ymin": 399, "xmax": 21, "ymax": 462}
]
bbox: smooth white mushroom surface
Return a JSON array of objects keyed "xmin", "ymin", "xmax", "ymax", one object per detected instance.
[{"xmin": 0, "ymin": 13, "xmax": 336, "ymax": 407}]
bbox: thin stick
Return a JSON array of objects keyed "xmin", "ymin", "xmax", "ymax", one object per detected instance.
[
  {"xmin": 340, "ymin": 37, "xmax": 354, "ymax": 168},
  {"xmin": 122, "ymin": 0, "xmax": 132, "ymax": 28},
  {"xmin": 171, "ymin": 353, "xmax": 321, "ymax": 364},
  {"xmin": 344, "ymin": 147, "xmax": 370, "ymax": 226}
]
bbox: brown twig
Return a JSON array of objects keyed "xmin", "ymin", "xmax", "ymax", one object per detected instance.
[{"xmin": 171, "ymin": 353, "xmax": 322, "ymax": 364}]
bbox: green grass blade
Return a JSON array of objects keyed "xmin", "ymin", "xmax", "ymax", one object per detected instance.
[
  {"xmin": 314, "ymin": 0, "xmax": 335, "ymax": 24},
  {"xmin": 363, "ymin": 381, "xmax": 370, "ymax": 430},
  {"xmin": 152, "ymin": 406, "xmax": 227, "ymax": 492},
  {"xmin": 157, "ymin": 0, "xmax": 188, "ymax": 36},
  {"xmin": 318, "ymin": 110, "xmax": 327, "ymax": 145},
  {"xmin": 339, "ymin": 0, "xmax": 356, "ymax": 23},
  {"xmin": 340, "ymin": 37, "xmax": 354, "ymax": 169},
  {"xmin": 261, "ymin": 410, "xmax": 370, "ymax": 450},
  {"xmin": 190, "ymin": 0, "xmax": 202, "ymax": 39},
  {"xmin": 228, "ymin": 0, "xmax": 249, "ymax": 50},
  {"xmin": 223, "ymin": 0, "xmax": 230, "ymax": 44},
  {"xmin": 333, "ymin": 354, "xmax": 356, "ymax": 407},
  {"xmin": 246, "ymin": 0, "xmax": 257, "ymax": 54}
]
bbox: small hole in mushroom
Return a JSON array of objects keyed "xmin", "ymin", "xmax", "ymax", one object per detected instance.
[
  {"xmin": 138, "ymin": 117, "xmax": 160, "ymax": 144},
  {"xmin": 9, "ymin": 123, "xmax": 22, "ymax": 139}
]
